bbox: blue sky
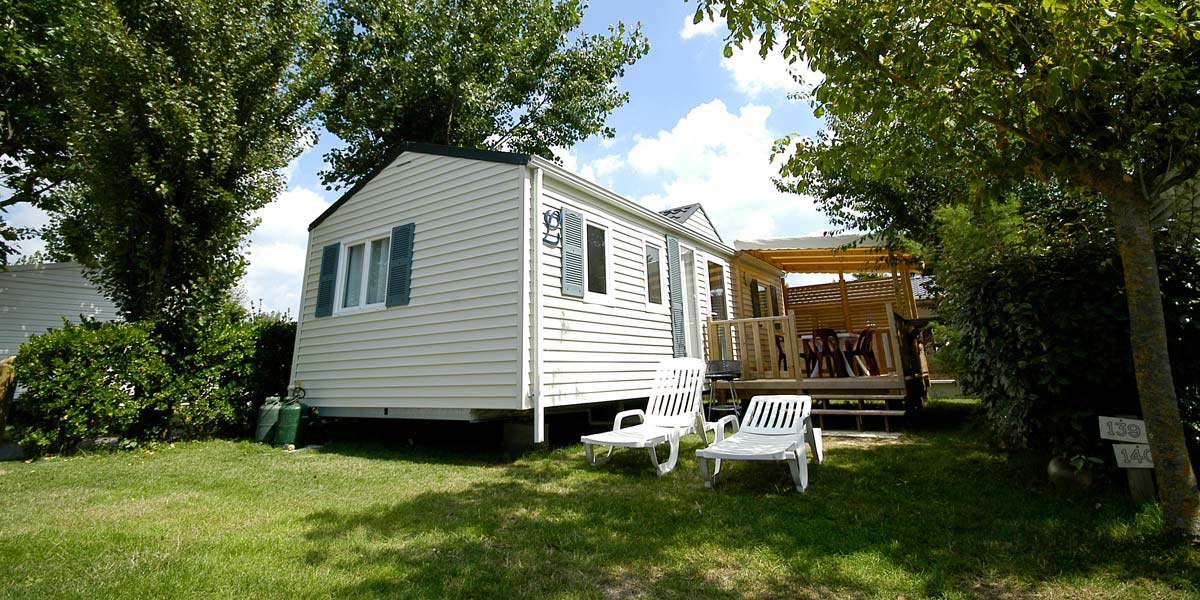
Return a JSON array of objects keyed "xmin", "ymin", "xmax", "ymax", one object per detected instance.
[{"xmin": 9, "ymin": 2, "xmax": 834, "ymax": 316}]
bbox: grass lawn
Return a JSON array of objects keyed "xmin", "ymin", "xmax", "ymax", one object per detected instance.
[{"xmin": 1, "ymin": 399, "xmax": 1196, "ymax": 599}]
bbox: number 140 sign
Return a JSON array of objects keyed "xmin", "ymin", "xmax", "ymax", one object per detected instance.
[{"xmin": 1099, "ymin": 416, "xmax": 1153, "ymax": 469}]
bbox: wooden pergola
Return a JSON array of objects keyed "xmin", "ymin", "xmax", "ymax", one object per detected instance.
[
  {"xmin": 735, "ymin": 234, "xmax": 923, "ymax": 320},
  {"xmin": 708, "ymin": 234, "xmax": 928, "ymax": 431}
]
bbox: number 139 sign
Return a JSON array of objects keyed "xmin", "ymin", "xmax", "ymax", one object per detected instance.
[{"xmin": 1100, "ymin": 416, "xmax": 1153, "ymax": 469}]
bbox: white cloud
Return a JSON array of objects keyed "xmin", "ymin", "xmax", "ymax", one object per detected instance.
[
  {"xmin": 680, "ymin": 14, "xmax": 722, "ymax": 40},
  {"xmin": 591, "ymin": 154, "xmax": 625, "ymax": 178},
  {"xmin": 625, "ymin": 99, "xmax": 823, "ymax": 242},
  {"xmin": 722, "ymin": 47, "xmax": 823, "ymax": 99},
  {"xmin": 553, "ymin": 146, "xmax": 626, "ymax": 188},
  {"xmin": 242, "ymin": 185, "xmax": 331, "ymax": 316}
]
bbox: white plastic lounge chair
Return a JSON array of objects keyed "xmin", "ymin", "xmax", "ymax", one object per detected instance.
[
  {"xmin": 695, "ymin": 395, "xmax": 824, "ymax": 492},
  {"xmin": 581, "ymin": 357, "xmax": 714, "ymax": 475}
]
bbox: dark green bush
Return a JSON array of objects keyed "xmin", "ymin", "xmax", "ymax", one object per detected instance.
[
  {"xmin": 11, "ymin": 320, "xmax": 174, "ymax": 453},
  {"xmin": 10, "ymin": 307, "xmax": 296, "ymax": 454},
  {"xmin": 935, "ymin": 201, "xmax": 1200, "ymax": 468}
]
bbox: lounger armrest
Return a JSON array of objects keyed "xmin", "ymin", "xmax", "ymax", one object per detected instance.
[
  {"xmin": 712, "ymin": 414, "xmax": 740, "ymax": 442},
  {"xmin": 613, "ymin": 409, "xmax": 645, "ymax": 431}
]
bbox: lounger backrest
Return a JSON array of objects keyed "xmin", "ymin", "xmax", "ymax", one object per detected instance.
[
  {"xmin": 644, "ymin": 357, "xmax": 706, "ymax": 428},
  {"xmin": 740, "ymin": 395, "xmax": 812, "ymax": 436}
]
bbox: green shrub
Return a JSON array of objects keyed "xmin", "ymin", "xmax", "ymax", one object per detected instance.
[
  {"xmin": 10, "ymin": 307, "xmax": 297, "ymax": 454},
  {"xmin": 935, "ymin": 200, "xmax": 1200, "ymax": 467},
  {"xmin": 11, "ymin": 320, "xmax": 173, "ymax": 453}
]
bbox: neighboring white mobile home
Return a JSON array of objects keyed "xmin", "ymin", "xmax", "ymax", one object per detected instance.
[
  {"xmin": 0, "ymin": 262, "xmax": 120, "ymax": 357},
  {"xmin": 290, "ymin": 144, "xmax": 734, "ymax": 441}
]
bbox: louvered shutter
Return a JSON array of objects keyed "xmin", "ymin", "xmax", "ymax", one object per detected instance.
[
  {"xmin": 561, "ymin": 208, "xmax": 584, "ymax": 298},
  {"xmin": 315, "ymin": 243, "xmax": 340, "ymax": 318},
  {"xmin": 385, "ymin": 223, "xmax": 416, "ymax": 307},
  {"xmin": 666, "ymin": 236, "xmax": 686, "ymax": 358},
  {"xmin": 751, "ymin": 279, "xmax": 762, "ymax": 318}
]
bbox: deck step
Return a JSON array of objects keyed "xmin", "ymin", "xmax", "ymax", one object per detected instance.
[
  {"xmin": 809, "ymin": 393, "xmax": 905, "ymax": 401},
  {"xmin": 812, "ymin": 407, "xmax": 906, "ymax": 433},
  {"xmin": 812, "ymin": 409, "xmax": 906, "ymax": 417}
]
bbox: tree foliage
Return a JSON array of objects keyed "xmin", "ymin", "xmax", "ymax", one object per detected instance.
[
  {"xmin": 0, "ymin": 0, "xmax": 85, "ymax": 263},
  {"xmin": 317, "ymin": 0, "xmax": 649, "ymax": 188},
  {"xmin": 698, "ymin": 0, "xmax": 1200, "ymax": 536},
  {"xmin": 935, "ymin": 193, "xmax": 1200, "ymax": 468},
  {"xmin": 11, "ymin": 0, "xmax": 320, "ymax": 326}
]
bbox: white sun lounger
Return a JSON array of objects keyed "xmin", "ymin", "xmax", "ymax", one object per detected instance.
[
  {"xmin": 695, "ymin": 395, "xmax": 824, "ymax": 492},
  {"xmin": 581, "ymin": 357, "xmax": 716, "ymax": 475}
]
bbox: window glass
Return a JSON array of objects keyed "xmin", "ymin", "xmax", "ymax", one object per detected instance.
[
  {"xmin": 645, "ymin": 244, "xmax": 662, "ymax": 304},
  {"xmin": 366, "ymin": 237, "xmax": 390, "ymax": 304},
  {"xmin": 708, "ymin": 261, "xmax": 726, "ymax": 320},
  {"xmin": 343, "ymin": 243, "xmax": 365, "ymax": 308},
  {"xmin": 754, "ymin": 280, "xmax": 768, "ymax": 318},
  {"xmin": 586, "ymin": 224, "xmax": 606, "ymax": 294},
  {"xmin": 770, "ymin": 285, "xmax": 780, "ymax": 316}
]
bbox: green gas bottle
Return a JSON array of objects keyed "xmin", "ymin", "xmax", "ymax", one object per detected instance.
[
  {"xmin": 255, "ymin": 396, "xmax": 282, "ymax": 444},
  {"xmin": 275, "ymin": 398, "xmax": 306, "ymax": 447}
]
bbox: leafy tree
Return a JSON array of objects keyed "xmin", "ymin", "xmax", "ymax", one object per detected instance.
[
  {"xmin": 32, "ymin": 0, "xmax": 321, "ymax": 327},
  {"xmin": 317, "ymin": 0, "xmax": 649, "ymax": 188},
  {"xmin": 0, "ymin": 0, "xmax": 83, "ymax": 264},
  {"xmin": 697, "ymin": 0, "xmax": 1200, "ymax": 536}
]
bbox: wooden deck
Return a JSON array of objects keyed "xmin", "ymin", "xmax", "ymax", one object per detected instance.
[{"xmin": 726, "ymin": 375, "xmax": 909, "ymax": 432}]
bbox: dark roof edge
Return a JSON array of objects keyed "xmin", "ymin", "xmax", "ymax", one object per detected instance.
[
  {"xmin": 308, "ymin": 143, "xmax": 531, "ymax": 231},
  {"xmin": 659, "ymin": 203, "xmax": 701, "ymax": 222}
]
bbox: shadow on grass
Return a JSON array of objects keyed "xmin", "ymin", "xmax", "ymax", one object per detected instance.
[{"xmin": 296, "ymin": 406, "xmax": 1199, "ymax": 598}]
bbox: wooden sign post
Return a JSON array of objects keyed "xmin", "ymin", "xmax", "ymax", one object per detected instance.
[{"xmin": 1099, "ymin": 416, "xmax": 1155, "ymax": 503}]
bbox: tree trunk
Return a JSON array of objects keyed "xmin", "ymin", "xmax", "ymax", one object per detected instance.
[{"xmin": 1084, "ymin": 165, "xmax": 1200, "ymax": 539}]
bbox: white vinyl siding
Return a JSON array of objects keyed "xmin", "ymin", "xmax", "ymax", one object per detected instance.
[
  {"xmin": 676, "ymin": 207, "xmax": 723, "ymax": 245},
  {"xmin": 536, "ymin": 176, "xmax": 732, "ymax": 407},
  {"xmin": 0, "ymin": 263, "xmax": 119, "ymax": 357},
  {"xmin": 292, "ymin": 153, "xmax": 524, "ymax": 411}
]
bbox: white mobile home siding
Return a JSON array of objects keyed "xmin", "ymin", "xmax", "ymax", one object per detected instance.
[
  {"xmin": 676, "ymin": 209, "xmax": 723, "ymax": 245},
  {"xmin": 536, "ymin": 173, "xmax": 733, "ymax": 407},
  {"xmin": 0, "ymin": 263, "xmax": 119, "ymax": 357},
  {"xmin": 292, "ymin": 153, "xmax": 525, "ymax": 411}
]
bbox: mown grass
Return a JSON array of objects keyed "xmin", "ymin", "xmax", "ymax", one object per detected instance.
[{"xmin": 1, "ymin": 400, "xmax": 1196, "ymax": 599}]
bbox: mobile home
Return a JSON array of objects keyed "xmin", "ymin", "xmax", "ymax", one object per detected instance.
[
  {"xmin": 0, "ymin": 262, "xmax": 119, "ymax": 357},
  {"xmin": 290, "ymin": 144, "xmax": 734, "ymax": 442}
]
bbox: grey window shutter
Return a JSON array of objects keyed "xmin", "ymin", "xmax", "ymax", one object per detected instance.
[
  {"xmin": 385, "ymin": 223, "xmax": 416, "ymax": 307},
  {"xmin": 561, "ymin": 208, "xmax": 584, "ymax": 298},
  {"xmin": 315, "ymin": 243, "xmax": 339, "ymax": 318},
  {"xmin": 751, "ymin": 279, "xmax": 762, "ymax": 318},
  {"xmin": 666, "ymin": 236, "xmax": 686, "ymax": 358}
]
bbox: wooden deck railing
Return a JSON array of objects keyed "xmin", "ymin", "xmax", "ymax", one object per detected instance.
[
  {"xmin": 708, "ymin": 303, "xmax": 906, "ymax": 381},
  {"xmin": 707, "ymin": 315, "xmax": 801, "ymax": 380}
]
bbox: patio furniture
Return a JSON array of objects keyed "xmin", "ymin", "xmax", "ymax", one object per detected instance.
[
  {"xmin": 844, "ymin": 327, "xmax": 880, "ymax": 376},
  {"xmin": 705, "ymin": 359, "xmax": 742, "ymax": 421},
  {"xmin": 695, "ymin": 395, "xmax": 824, "ymax": 492},
  {"xmin": 808, "ymin": 328, "xmax": 850, "ymax": 377},
  {"xmin": 581, "ymin": 357, "xmax": 714, "ymax": 475}
]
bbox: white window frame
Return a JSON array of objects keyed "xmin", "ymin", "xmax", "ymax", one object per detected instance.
[
  {"xmin": 334, "ymin": 230, "xmax": 392, "ymax": 315},
  {"xmin": 581, "ymin": 214, "xmax": 614, "ymax": 305},
  {"xmin": 642, "ymin": 236, "xmax": 669, "ymax": 313}
]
